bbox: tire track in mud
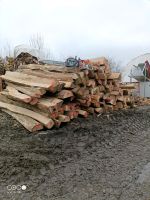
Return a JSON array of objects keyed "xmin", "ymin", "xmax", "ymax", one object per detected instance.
[{"xmin": 0, "ymin": 106, "xmax": 150, "ymax": 199}]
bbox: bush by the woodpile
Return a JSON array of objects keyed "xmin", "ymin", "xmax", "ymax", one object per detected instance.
[
  {"xmin": 0, "ymin": 57, "xmax": 5, "ymax": 75},
  {"xmin": 4, "ymin": 57, "xmax": 15, "ymax": 71}
]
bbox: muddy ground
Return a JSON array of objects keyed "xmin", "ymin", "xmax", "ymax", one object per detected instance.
[{"xmin": 0, "ymin": 106, "xmax": 150, "ymax": 200}]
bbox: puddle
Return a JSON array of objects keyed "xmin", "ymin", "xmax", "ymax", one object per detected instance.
[{"xmin": 137, "ymin": 162, "xmax": 150, "ymax": 184}]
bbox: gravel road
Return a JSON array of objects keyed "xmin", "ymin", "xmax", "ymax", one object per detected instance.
[{"xmin": 0, "ymin": 106, "xmax": 150, "ymax": 200}]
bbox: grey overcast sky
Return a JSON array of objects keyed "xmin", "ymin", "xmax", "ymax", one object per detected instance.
[{"xmin": 0, "ymin": 0, "xmax": 150, "ymax": 64}]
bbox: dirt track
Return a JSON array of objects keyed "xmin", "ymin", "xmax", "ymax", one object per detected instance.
[{"xmin": 0, "ymin": 106, "xmax": 150, "ymax": 200}]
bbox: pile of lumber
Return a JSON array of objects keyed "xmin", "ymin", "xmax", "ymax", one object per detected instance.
[
  {"xmin": 134, "ymin": 97, "xmax": 150, "ymax": 106},
  {"xmin": 0, "ymin": 57, "xmax": 135, "ymax": 132},
  {"xmin": 14, "ymin": 52, "xmax": 39, "ymax": 69},
  {"xmin": 0, "ymin": 52, "xmax": 39, "ymax": 73},
  {"xmin": 120, "ymin": 83, "xmax": 135, "ymax": 108}
]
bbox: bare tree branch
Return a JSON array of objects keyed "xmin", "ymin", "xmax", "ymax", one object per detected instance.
[
  {"xmin": 0, "ymin": 42, "xmax": 13, "ymax": 58},
  {"xmin": 107, "ymin": 57, "xmax": 122, "ymax": 72},
  {"xmin": 29, "ymin": 34, "xmax": 55, "ymax": 60},
  {"xmin": 29, "ymin": 33, "xmax": 44, "ymax": 50}
]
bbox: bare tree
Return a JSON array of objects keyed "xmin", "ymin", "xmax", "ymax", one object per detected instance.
[
  {"xmin": 29, "ymin": 33, "xmax": 44, "ymax": 50},
  {"xmin": 107, "ymin": 57, "xmax": 122, "ymax": 72},
  {"xmin": 41, "ymin": 48, "xmax": 53, "ymax": 60},
  {"xmin": 29, "ymin": 34, "xmax": 54, "ymax": 60},
  {"xmin": 0, "ymin": 42, "xmax": 13, "ymax": 58}
]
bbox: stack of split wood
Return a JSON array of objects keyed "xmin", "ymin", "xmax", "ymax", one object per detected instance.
[
  {"xmin": 14, "ymin": 52, "xmax": 39, "ymax": 70},
  {"xmin": 134, "ymin": 97, "xmax": 150, "ymax": 106},
  {"xmin": 120, "ymin": 83, "xmax": 135, "ymax": 108},
  {"xmin": 0, "ymin": 57, "xmax": 135, "ymax": 132}
]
